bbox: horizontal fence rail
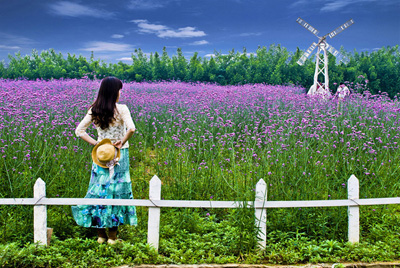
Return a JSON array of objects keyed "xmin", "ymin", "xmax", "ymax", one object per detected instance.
[
  {"xmin": 1, "ymin": 198, "xmax": 400, "ymax": 207},
  {"xmin": 1, "ymin": 175, "xmax": 399, "ymax": 250}
]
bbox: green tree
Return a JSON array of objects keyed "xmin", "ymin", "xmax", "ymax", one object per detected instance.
[
  {"xmin": 152, "ymin": 52, "xmax": 163, "ymax": 80},
  {"xmin": 172, "ymin": 48, "xmax": 188, "ymax": 81},
  {"xmin": 0, "ymin": 61, "xmax": 6, "ymax": 77},
  {"xmin": 226, "ymin": 49, "xmax": 249, "ymax": 84},
  {"xmin": 131, "ymin": 48, "xmax": 151, "ymax": 82},
  {"xmin": 286, "ymin": 47, "xmax": 306, "ymax": 86},
  {"xmin": 207, "ymin": 57, "xmax": 218, "ymax": 82},
  {"xmin": 7, "ymin": 52, "xmax": 28, "ymax": 79},
  {"xmin": 186, "ymin": 52, "xmax": 204, "ymax": 82}
]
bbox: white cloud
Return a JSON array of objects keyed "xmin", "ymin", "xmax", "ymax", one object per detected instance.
[
  {"xmin": 159, "ymin": 27, "xmax": 206, "ymax": 38},
  {"xmin": 290, "ymin": 0, "xmax": 309, "ymax": 8},
  {"xmin": 82, "ymin": 41, "xmax": 134, "ymax": 52},
  {"xmin": 320, "ymin": 0, "xmax": 383, "ymax": 12},
  {"xmin": 131, "ymin": 20, "xmax": 168, "ymax": 33},
  {"xmin": 116, "ymin": 57, "xmax": 133, "ymax": 61},
  {"xmin": 0, "ymin": 32, "xmax": 35, "ymax": 46},
  {"xmin": 111, "ymin": 34, "xmax": 124, "ymax": 39},
  {"xmin": 189, "ymin": 40, "xmax": 209, "ymax": 45},
  {"xmin": 320, "ymin": 0, "xmax": 354, "ymax": 12},
  {"xmin": 291, "ymin": 0, "xmax": 392, "ymax": 12},
  {"xmin": 128, "ymin": 0, "xmax": 164, "ymax": 9},
  {"xmin": 131, "ymin": 19, "xmax": 206, "ymax": 38},
  {"xmin": 49, "ymin": 1, "xmax": 113, "ymax": 18},
  {"xmin": 239, "ymin": 32, "xmax": 262, "ymax": 37},
  {"xmin": 0, "ymin": 44, "xmax": 21, "ymax": 50}
]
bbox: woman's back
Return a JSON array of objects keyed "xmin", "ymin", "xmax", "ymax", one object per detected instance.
[{"xmin": 75, "ymin": 103, "xmax": 135, "ymax": 149}]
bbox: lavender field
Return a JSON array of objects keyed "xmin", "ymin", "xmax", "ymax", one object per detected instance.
[{"xmin": 0, "ymin": 78, "xmax": 399, "ymax": 243}]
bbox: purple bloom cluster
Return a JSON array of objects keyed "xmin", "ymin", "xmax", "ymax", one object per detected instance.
[{"xmin": 1, "ymin": 79, "xmax": 399, "ymax": 201}]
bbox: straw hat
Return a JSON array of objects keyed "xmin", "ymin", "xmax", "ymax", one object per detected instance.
[{"xmin": 92, "ymin": 139, "xmax": 121, "ymax": 168}]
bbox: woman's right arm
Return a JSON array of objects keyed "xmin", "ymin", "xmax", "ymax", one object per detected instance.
[
  {"xmin": 114, "ymin": 105, "xmax": 136, "ymax": 149},
  {"xmin": 75, "ymin": 110, "xmax": 98, "ymax": 146}
]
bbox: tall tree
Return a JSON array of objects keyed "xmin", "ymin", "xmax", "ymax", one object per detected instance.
[
  {"xmin": 172, "ymin": 48, "xmax": 187, "ymax": 81},
  {"xmin": 186, "ymin": 52, "xmax": 204, "ymax": 82}
]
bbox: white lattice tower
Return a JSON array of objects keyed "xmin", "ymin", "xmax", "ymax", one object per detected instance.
[{"xmin": 313, "ymin": 41, "xmax": 329, "ymax": 93}]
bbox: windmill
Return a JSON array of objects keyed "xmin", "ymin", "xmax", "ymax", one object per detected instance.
[{"xmin": 296, "ymin": 17, "xmax": 354, "ymax": 97}]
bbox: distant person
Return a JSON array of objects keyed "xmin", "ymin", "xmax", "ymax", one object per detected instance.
[
  {"xmin": 72, "ymin": 76, "xmax": 137, "ymax": 244},
  {"xmin": 335, "ymin": 84, "xmax": 350, "ymax": 111},
  {"xmin": 336, "ymin": 84, "xmax": 350, "ymax": 101}
]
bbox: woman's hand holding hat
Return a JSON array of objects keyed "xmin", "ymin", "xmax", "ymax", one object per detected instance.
[
  {"xmin": 92, "ymin": 139, "xmax": 121, "ymax": 169},
  {"xmin": 113, "ymin": 140, "xmax": 122, "ymax": 149}
]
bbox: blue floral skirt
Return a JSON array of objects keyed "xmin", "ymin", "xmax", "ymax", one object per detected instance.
[{"xmin": 72, "ymin": 148, "xmax": 137, "ymax": 228}]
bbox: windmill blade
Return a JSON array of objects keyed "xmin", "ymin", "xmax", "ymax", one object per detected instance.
[
  {"xmin": 296, "ymin": 17, "xmax": 320, "ymax": 37},
  {"xmin": 328, "ymin": 19, "xmax": 354, "ymax": 38},
  {"xmin": 297, "ymin": 42, "xmax": 318, "ymax": 66},
  {"xmin": 325, "ymin": 43, "xmax": 350, "ymax": 64}
]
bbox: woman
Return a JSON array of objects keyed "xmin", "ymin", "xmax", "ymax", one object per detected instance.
[{"xmin": 72, "ymin": 77, "xmax": 137, "ymax": 244}]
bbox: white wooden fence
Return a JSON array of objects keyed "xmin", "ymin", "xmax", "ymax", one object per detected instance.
[{"xmin": 1, "ymin": 174, "xmax": 400, "ymax": 250}]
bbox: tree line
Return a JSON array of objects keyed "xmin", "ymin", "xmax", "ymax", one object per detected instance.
[{"xmin": 0, "ymin": 45, "xmax": 399, "ymax": 97}]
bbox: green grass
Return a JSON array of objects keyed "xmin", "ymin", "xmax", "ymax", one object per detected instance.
[{"xmin": 0, "ymin": 208, "xmax": 399, "ymax": 267}]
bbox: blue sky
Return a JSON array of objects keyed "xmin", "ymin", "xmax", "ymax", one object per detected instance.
[{"xmin": 0, "ymin": 0, "xmax": 399, "ymax": 63}]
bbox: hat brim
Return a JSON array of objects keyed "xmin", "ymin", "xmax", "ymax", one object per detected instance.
[{"xmin": 92, "ymin": 139, "xmax": 121, "ymax": 168}]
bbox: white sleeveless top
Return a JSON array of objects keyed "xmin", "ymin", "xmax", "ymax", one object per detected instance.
[{"xmin": 75, "ymin": 103, "xmax": 135, "ymax": 149}]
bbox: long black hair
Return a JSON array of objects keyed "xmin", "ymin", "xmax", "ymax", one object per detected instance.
[{"xmin": 90, "ymin": 77, "xmax": 122, "ymax": 129}]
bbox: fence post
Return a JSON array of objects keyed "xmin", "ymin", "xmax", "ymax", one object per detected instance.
[
  {"xmin": 34, "ymin": 178, "xmax": 47, "ymax": 245},
  {"xmin": 348, "ymin": 174, "xmax": 360, "ymax": 243},
  {"xmin": 147, "ymin": 175, "xmax": 161, "ymax": 251},
  {"xmin": 255, "ymin": 179, "xmax": 267, "ymax": 249}
]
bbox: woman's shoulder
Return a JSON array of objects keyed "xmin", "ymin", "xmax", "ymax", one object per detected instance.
[
  {"xmin": 116, "ymin": 104, "xmax": 132, "ymax": 118},
  {"xmin": 116, "ymin": 103, "xmax": 129, "ymax": 112}
]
